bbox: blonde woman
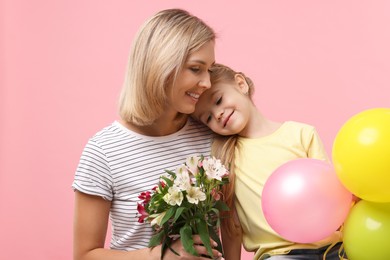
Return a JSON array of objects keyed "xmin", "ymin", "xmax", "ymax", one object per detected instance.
[{"xmin": 72, "ymin": 9, "xmax": 222, "ymax": 260}]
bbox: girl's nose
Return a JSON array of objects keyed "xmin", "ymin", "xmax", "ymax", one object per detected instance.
[{"xmin": 215, "ymin": 111, "xmax": 223, "ymax": 122}]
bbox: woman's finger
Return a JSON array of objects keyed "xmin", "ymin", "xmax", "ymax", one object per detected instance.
[
  {"xmin": 193, "ymin": 244, "xmax": 223, "ymax": 259},
  {"xmin": 192, "ymin": 235, "xmax": 218, "ymax": 248}
]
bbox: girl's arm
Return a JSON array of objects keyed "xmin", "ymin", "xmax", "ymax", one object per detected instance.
[
  {"xmin": 221, "ymin": 208, "xmax": 243, "ymax": 260},
  {"xmin": 73, "ymin": 191, "xmax": 222, "ymax": 260}
]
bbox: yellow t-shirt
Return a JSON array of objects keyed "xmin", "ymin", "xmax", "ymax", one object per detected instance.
[{"xmin": 234, "ymin": 121, "xmax": 342, "ymax": 260}]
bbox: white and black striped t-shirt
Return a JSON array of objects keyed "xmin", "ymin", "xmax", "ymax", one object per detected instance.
[{"xmin": 72, "ymin": 118, "xmax": 213, "ymax": 251}]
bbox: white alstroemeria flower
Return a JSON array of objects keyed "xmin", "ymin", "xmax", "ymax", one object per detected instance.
[
  {"xmin": 186, "ymin": 155, "xmax": 201, "ymax": 176},
  {"xmin": 186, "ymin": 186, "xmax": 206, "ymax": 204},
  {"xmin": 174, "ymin": 165, "xmax": 191, "ymax": 191},
  {"xmin": 163, "ymin": 186, "xmax": 184, "ymax": 206},
  {"xmin": 202, "ymin": 157, "xmax": 228, "ymax": 181},
  {"xmin": 150, "ymin": 211, "xmax": 167, "ymax": 227}
]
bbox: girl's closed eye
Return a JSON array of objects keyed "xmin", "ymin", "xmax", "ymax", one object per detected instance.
[
  {"xmin": 216, "ymin": 96, "xmax": 222, "ymax": 105},
  {"xmin": 206, "ymin": 114, "xmax": 212, "ymax": 124}
]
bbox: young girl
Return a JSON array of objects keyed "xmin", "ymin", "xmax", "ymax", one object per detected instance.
[
  {"xmin": 72, "ymin": 9, "xmax": 223, "ymax": 260},
  {"xmin": 192, "ymin": 64, "xmax": 345, "ymax": 260}
]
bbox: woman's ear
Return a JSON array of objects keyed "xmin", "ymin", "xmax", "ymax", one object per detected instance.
[{"xmin": 234, "ymin": 74, "xmax": 249, "ymax": 94}]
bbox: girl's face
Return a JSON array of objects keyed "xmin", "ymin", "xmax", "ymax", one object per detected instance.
[
  {"xmin": 192, "ymin": 75, "xmax": 252, "ymax": 136},
  {"xmin": 167, "ymin": 41, "xmax": 215, "ymax": 115}
]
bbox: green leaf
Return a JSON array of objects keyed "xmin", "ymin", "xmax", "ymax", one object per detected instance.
[
  {"xmin": 161, "ymin": 176, "xmax": 173, "ymax": 187},
  {"xmin": 165, "ymin": 169, "xmax": 176, "ymax": 177},
  {"xmin": 173, "ymin": 207, "xmax": 186, "ymax": 223},
  {"xmin": 148, "ymin": 230, "xmax": 164, "ymax": 247},
  {"xmin": 180, "ymin": 224, "xmax": 198, "ymax": 256},
  {"xmin": 210, "ymin": 208, "xmax": 220, "ymax": 217},
  {"xmin": 165, "ymin": 238, "xmax": 179, "ymax": 257},
  {"xmin": 208, "ymin": 209, "xmax": 220, "ymax": 227},
  {"xmin": 196, "ymin": 218, "xmax": 213, "ymax": 258},
  {"xmin": 209, "ymin": 225, "xmax": 223, "ymax": 256},
  {"xmin": 160, "ymin": 207, "xmax": 176, "ymax": 226},
  {"xmin": 160, "ymin": 240, "xmax": 168, "ymax": 260},
  {"xmin": 214, "ymin": 200, "xmax": 230, "ymax": 211},
  {"xmin": 159, "ymin": 224, "xmax": 179, "ymax": 259}
]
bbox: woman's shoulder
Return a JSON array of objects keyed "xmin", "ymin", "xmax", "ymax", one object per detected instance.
[
  {"xmin": 84, "ymin": 121, "xmax": 133, "ymax": 148},
  {"xmin": 92, "ymin": 119, "xmax": 213, "ymax": 141}
]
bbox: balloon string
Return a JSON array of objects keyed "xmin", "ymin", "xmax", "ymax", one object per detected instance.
[
  {"xmin": 338, "ymin": 224, "xmax": 348, "ymax": 260},
  {"xmin": 322, "ymin": 241, "xmax": 337, "ymax": 260},
  {"xmin": 322, "ymin": 241, "xmax": 347, "ymax": 260},
  {"xmin": 323, "ymin": 224, "xmax": 347, "ymax": 260},
  {"xmin": 338, "ymin": 242, "xmax": 347, "ymax": 260}
]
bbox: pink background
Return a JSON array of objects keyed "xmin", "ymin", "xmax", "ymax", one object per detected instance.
[{"xmin": 1, "ymin": 1, "xmax": 389, "ymax": 259}]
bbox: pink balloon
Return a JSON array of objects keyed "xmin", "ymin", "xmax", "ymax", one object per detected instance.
[{"xmin": 262, "ymin": 158, "xmax": 352, "ymax": 243}]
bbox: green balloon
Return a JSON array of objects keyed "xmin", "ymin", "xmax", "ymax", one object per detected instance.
[{"xmin": 343, "ymin": 200, "xmax": 390, "ymax": 260}]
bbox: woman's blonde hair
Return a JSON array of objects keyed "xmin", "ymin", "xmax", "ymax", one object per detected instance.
[
  {"xmin": 119, "ymin": 9, "xmax": 216, "ymax": 125},
  {"xmin": 209, "ymin": 64, "xmax": 255, "ymax": 236}
]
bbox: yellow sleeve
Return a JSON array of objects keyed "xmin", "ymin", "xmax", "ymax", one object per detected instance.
[{"xmin": 305, "ymin": 127, "xmax": 329, "ymax": 162}]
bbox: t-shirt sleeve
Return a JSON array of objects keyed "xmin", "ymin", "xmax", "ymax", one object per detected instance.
[
  {"xmin": 304, "ymin": 127, "xmax": 329, "ymax": 162},
  {"xmin": 72, "ymin": 139, "xmax": 114, "ymax": 201}
]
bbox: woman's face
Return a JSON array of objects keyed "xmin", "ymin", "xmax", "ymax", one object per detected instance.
[{"xmin": 167, "ymin": 40, "xmax": 215, "ymax": 115}]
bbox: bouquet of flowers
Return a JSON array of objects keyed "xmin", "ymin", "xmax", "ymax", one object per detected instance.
[{"xmin": 137, "ymin": 155, "xmax": 230, "ymax": 259}]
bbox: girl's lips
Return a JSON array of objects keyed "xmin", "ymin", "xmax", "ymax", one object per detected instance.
[{"xmin": 223, "ymin": 111, "xmax": 234, "ymax": 127}]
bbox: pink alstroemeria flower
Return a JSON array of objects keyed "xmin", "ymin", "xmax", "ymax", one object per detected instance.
[
  {"xmin": 138, "ymin": 191, "xmax": 151, "ymax": 204},
  {"xmin": 152, "ymin": 181, "xmax": 166, "ymax": 192},
  {"xmin": 137, "ymin": 203, "xmax": 149, "ymax": 223},
  {"xmin": 211, "ymin": 188, "xmax": 221, "ymax": 201}
]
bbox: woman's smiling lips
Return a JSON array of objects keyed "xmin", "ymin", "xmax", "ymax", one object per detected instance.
[{"xmin": 186, "ymin": 91, "xmax": 200, "ymax": 102}]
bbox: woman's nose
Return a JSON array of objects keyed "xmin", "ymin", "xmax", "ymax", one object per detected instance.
[{"xmin": 198, "ymin": 73, "xmax": 211, "ymax": 89}]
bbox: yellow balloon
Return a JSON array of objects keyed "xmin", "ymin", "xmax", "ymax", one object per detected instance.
[
  {"xmin": 332, "ymin": 108, "xmax": 390, "ymax": 202},
  {"xmin": 343, "ymin": 200, "xmax": 390, "ymax": 260}
]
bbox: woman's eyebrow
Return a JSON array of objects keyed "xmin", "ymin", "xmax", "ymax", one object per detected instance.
[
  {"xmin": 188, "ymin": 59, "xmax": 206, "ymax": 65},
  {"xmin": 187, "ymin": 60, "xmax": 216, "ymax": 66}
]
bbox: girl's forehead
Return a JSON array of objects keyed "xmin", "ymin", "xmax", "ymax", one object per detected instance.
[{"xmin": 212, "ymin": 81, "xmax": 235, "ymax": 91}]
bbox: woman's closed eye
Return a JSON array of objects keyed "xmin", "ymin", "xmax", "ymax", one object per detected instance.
[{"xmin": 190, "ymin": 67, "xmax": 200, "ymax": 73}]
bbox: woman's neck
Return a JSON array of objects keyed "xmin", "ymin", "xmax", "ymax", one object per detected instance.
[{"xmin": 120, "ymin": 113, "xmax": 188, "ymax": 137}]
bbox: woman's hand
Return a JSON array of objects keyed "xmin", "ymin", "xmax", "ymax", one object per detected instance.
[{"xmin": 162, "ymin": 235, "xmax": 224, "ymax": 260}]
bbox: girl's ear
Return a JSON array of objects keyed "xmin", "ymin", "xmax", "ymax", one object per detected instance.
[{"xmin": 234, "ymin": 74, "xmax": 249, "ymax": 94}]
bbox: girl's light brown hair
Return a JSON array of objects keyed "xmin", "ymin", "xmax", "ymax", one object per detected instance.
[
  {"xmin": 119, "ymin": 9, "xmax": 216, "ymax": 125},
  {"xmin": 209, "ymin": 63, "xmax": 254, "ymax": 236}
]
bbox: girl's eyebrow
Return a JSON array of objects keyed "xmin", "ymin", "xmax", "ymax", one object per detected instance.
[{"xmin": 210, "ymin": 89, "xmax": 219, "ymax": 99}]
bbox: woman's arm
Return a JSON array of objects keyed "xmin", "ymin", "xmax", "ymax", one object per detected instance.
[
  {"xmin": 73, "ymin": 191, "xmax": 160, "ymax": 260},
  {"xmin": 73, "ymin": 191, "xmax": 222, "ymax": 260},
  {"xmin": 221, "ymin": 208, "xmax": 243, "ymax": 260}
]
